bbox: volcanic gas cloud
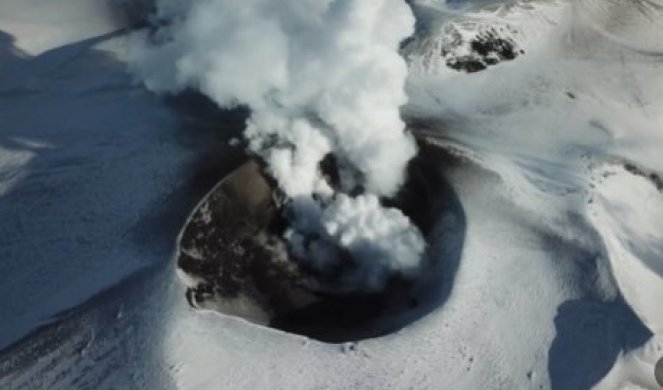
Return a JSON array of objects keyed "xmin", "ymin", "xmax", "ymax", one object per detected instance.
[{"xmin": 130, "ymin": 0, "xmax": 424, "ymax": 290}]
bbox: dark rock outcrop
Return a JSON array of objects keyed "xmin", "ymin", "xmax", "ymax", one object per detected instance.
[
  {"xmin": 177, "ymin": 161, "xmax": 317, "ymax": 324},
  {"xmin": 442, "ymin": 26, "xmax": 523, "ymax": 73}
]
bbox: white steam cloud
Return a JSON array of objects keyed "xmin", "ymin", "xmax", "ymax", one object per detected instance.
[{"xmin": 129, "ymin": 0, "xmax": 424, "ymax": 290}]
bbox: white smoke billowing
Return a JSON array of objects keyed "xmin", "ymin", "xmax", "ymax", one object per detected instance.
[
  {"xmin": 301, "ymin": 194, "xmax": 425, "ymax": 289},
  {"xmin": 129, "ymin": 0, "xmax": 425, "ymax": 290}
]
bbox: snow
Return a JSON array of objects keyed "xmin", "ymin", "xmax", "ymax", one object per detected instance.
[
  {"xmin": 1, "ymin": 0, "xmax": 663, "ymax": 389},
  {"xmin": 0, "ymin": 1, "xmax": 242, "ymax": 350},
  {"xmin": 594, "ymin": 336, "xmax": 663, "ymax": 390},
  {"xmin": 405, "ymin": 0, "xmax": 663, "ymax": 388},
  {"xmin": 0, "ymin": 161, "xmax": 579, "ymax": 389},
  {"xmin": 589, "ymin": 165, "xmax": 663, "ymax": 335}
]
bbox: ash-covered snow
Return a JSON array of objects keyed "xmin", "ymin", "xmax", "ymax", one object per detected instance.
[{"xmin": 0, "ymin": 3, "xmax": 244, "ymax": 350}]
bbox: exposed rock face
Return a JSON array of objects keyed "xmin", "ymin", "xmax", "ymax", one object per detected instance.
[
  {"xmin": 176, "ymin": 141, "xmax": 465, "ymax": 342},
  {"xmin": 441, "ymin": 25, "xmax": 523, "ymax": 73},
  {"xmin": 401, "ymin": 14, "xmax": 524, "ymax": 74}
]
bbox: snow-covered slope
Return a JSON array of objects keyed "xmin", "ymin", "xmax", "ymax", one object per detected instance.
[
  {"xmin": 405, "ymin": 0, "xmax": 663, "ymax": 388},
  {"xmin": 0, "ymin": 1, "xmax": 243, "ymax": 350},
  {"xmin": 1, "ymin": 0, "xmax": 662, "ymax": 389}
]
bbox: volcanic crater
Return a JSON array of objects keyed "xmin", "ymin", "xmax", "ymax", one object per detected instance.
[{"xmin": 176, "ymin": 140, "xmax": 466, "ymax": 342}]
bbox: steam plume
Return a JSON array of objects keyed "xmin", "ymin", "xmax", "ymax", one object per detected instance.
[{"xmin": 129, "ymin": 0, "xmax": 424, "ymax": 290}]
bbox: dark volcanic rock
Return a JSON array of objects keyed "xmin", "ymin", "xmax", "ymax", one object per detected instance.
[
  {"xmin": 177, "ymin": 161, "xmax": 317, "ymax": 324},
  {"xmin": 441, "ymin": 25, "xmax": 522, "ymax": 73}
]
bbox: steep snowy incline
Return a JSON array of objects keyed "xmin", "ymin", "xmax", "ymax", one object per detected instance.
[
  {"xmin": 0, "ymin": 2, "xmax": 244, "ymax": 348},
  {"xmin": 405, "ymin": 0, "xmax": 663, "ymax": 388}
]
